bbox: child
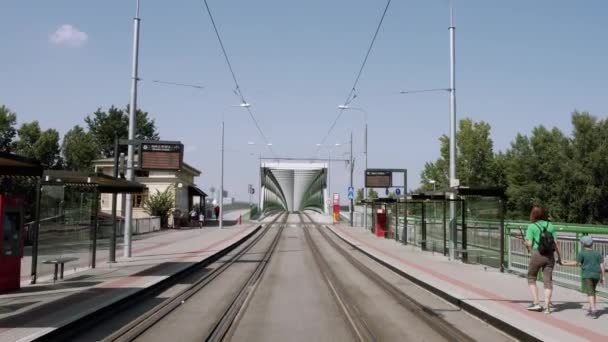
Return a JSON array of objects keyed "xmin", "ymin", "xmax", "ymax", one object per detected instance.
[{"xmin": 561, "ymin": 236, "xmax": 606, "ymax": 318}]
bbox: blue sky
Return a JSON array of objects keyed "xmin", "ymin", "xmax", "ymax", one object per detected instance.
[{"xmin": 1, "ymin": 1, "xmax": 606, "ymax": 201}]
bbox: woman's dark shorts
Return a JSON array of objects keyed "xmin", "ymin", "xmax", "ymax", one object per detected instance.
[{"xmin": 527, "ymin": 250, "xmax": 555, "ymax": 289}]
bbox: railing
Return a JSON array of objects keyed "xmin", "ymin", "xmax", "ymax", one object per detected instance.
[
  {"xmin": 506, "ymin": 223, "xmax": 608, "ymax": 296},
  {"xmin": 98, "ymin": 216, "xmax": 162, "ymax": 238},
  {"xmin": 25, "ymin": 216, "xmax": 162, "ymax": 245}
]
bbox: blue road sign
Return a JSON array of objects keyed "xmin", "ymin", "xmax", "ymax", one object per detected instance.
[
  {"xmin": 395, "ymin": 188, "xmax": 401, "ymax": 196},
  {"xmin": 348, "ymin": 186, "xmax": 354, "ymax": 199}
]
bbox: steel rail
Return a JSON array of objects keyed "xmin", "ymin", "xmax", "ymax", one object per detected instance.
[
  {"xmin": 302, "ymin": 212, "xmax": 475, "ymax": 342},
  {"xmin": 299, "ymin": 212, "xmax": 376, "ymax": 342},
  {"xmin": 206, "ymin": 213, "xmax": 288, "ymax": 342},
  {"xmin": 104, "ymin": 213, "xmax": 286, "ymax": 342}
]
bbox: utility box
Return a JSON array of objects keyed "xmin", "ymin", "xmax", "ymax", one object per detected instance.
[{"xmin": 0, "ymin": 195, "xmax": 24, "ymax": 293}]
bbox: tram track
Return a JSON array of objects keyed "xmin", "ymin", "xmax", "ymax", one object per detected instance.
[
  {"xmin": 300, "ymin": 211, "xmax": 476, "ymax": 342},
  {"xmin": 298, "ymin": 212, "xmax": 376, "ymax": 342},
  {"xmin": 101, "ymin": 212, "xmax": 288, "ymax": 342}
]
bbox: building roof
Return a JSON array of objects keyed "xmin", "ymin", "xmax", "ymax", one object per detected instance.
[
  {"xmin": 93, "ymin": 155, "xmax": 201, "ymax": 176},
  {"xmin": 188, "ymin": 185, "xmax": 208, "ymax": 197},
  {"xmin": 43, "ymin": 170, "xmax": 145, "ymax": 193},
  {"xmin": 0, "ymin": 152, "xmax": 44, "ymax": 177}
]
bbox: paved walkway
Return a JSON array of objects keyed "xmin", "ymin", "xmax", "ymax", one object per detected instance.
[
  {"xmin": 0, "ymin": 217, "xmax": 260, "ymax": 342},
  {"xmin": 325, "ymin": 220, "xmax": 608, "ymax": 342}
]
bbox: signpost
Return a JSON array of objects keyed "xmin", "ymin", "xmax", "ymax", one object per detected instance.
[{"xmin": 347, "ymin": 186, "xmax": 354, "ymax": 200}]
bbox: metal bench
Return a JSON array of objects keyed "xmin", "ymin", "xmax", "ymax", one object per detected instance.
[{"xmin": 42, "ymin": 257, "xmax": 79, "ymax": 281}]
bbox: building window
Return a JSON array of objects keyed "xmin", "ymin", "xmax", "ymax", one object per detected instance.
[
  {"xmin": 135, "ymin": 170, "xmax": 150, "ymax": 177},
  {"xmin": 133, "ymin": 189, "xmax": 149, "ymax": 208}
]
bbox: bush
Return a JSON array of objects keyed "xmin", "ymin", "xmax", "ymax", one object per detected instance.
[{"xmin": 143, "ymin": 188, "xmax": 174, "ymax": 227}]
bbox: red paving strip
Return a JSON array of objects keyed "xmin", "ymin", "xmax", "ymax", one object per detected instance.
[
  {"xmin": 333, "ymin": 225, "xmax": 608, "ymax": 342},
  {"xmin": 1, "ymin": 226, "xmax": 254, "ymax": 336}
]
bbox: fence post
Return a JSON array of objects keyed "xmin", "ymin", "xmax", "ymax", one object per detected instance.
[
  {"xmin": 499, "ymin": 199, "xmax": 505, "ymax": 273},
  {"xmin": 461, "ymin": 200, "xmax": 468, "ymax": 263},
  {"xmin": 421, "ymin": 201, "xmax": 427, "ymax": 250},
  {"xmin": 442, "ymin": 199, "xmax": 447, "ymax": 256},
  {"xmin": 576, "ymin": 232, "xmax": 582, "ymax": 291}
]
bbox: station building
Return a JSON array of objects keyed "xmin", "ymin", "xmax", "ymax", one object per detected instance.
[{"xmin": 93, "ymin": 155, "xmax": 207, "ymax": 219}]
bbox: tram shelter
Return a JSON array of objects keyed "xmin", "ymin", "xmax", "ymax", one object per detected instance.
[
  {"xmin": 410, "ymin": 186, "xmax": 506, "ymax": 271},
  {"xmin": 32, "ymin": 171, "xmax": 144, "ymax": 283}
]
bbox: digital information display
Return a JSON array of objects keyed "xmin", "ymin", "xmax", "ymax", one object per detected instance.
[
  {"xmin": 139, "ymin": 143, "xmax": 183, "ymax": 170},
  {"xmin": 365, "ymin": 170, "xmax": 392, "ymax": 188}
]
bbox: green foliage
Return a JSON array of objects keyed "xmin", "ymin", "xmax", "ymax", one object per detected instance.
[
  {"xmin": 85, "ymin": 105, "xmax": 160, "ymax": 157},
  {"xmin": 368, "ymin": 188, "xmax": 379, "ymax": 199},
  {"xmin": 355, "ymin": 188, "xmax": 364, "ymax": 203},
  {"xmin": 143, "ymin": 188, "xmax": 175, "ymax": 228},
  {"xmin": 422, "ymin": 112, "xmax": 608, "ymax": 224},
  {"xmin": 15, "ymin": 121, "xmax": 61, "ymax": 168},
  {"xmin": 62, "ymin": 125, "xmax": 99, "ymax": 171},
  {"xmin": 420, "ymin": 118, "xmax": 497, "ymax": 190},
  {"xmin": 0, "ymin": 105, "xmax": 17, "ymax": 152}
]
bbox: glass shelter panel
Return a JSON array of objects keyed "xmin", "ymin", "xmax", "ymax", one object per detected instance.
[{"xmin": 36, "ymin": 185, "xmax": 95, "ymax": 277}]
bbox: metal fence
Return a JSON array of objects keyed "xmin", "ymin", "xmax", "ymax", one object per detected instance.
[
  {"xmin": 97, "ymin": 216, "xmax": 162, "ymax": 238},
  {"xmin": 353, "ymin": 200, "xmax": 608, "ymax": 295},
  {"xmin": 506, "ymin": 223, "xmax": 608, "ymax": 295}
]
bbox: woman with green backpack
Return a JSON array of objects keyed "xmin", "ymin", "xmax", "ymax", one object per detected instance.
[{"xmin": 524, "ymin": 205, "xmax": 562, "ymax": 314}]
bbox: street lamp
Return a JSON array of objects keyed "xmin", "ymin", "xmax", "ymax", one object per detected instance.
[
  {"xmin": 220, "ymin": 102, "xmax": 251, "ymax": 229},
  {"xmin": 338, "ymin": 105, "xmax": 368, "ymax": 228}
]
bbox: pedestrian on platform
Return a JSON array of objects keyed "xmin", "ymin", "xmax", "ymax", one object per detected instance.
[
  {"xmin": 214, "ymin": 206, "xmax": 220, "ymax": 220},
  {"xmin": 561, "ymin": 236, "xmax": 605, "ymax": 318},
  {"xmin": 189, "ymin": 207, "xmax": 197, "ymax": 227},
  {"xmin": 525, "ymin": 205, "xmax": 562, "ymax": 314},
  {"xmin": 199, "ymin": 212, "xmax": 205, "ymax": 228}
]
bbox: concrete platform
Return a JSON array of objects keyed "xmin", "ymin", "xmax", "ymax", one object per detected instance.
[
  {"xmin": 0, "ymin": 217, "xmax": 261, "ymax": 342},
  {"xmin": 326, "ymin": 220, "xmax": 608, "ymax": 342}
]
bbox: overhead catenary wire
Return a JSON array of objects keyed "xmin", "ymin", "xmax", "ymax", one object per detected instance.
[
  {"xmin": 201, "ymin": 0, "xmax": 275, "ymax": 155},
  {"xmin": 316, "ymin": 0, "xmax": 392, "ymax": 152}
]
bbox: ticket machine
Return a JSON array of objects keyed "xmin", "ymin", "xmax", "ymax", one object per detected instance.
[
  {"xmin": 375, "ymin": 208, "xmax": 387, "ymax": 238},
  {"xmin": 0, "ymin": 195, "xmax": 24, "ymax": 293}
]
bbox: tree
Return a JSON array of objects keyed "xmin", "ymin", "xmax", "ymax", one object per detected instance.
[
  {"xmin": 35, "ymin": 129, "xmax": 62, "ymax": 168},
  {"xmin": 14, "ymin": 121, "xmax": 41, "ymax": 158},
  {"xmin": 503, "ymin": 126, "xmax": 571, "ymax": 221},
  {"xmin": 368, "ymin": 188, "xmax": 379, "ymax": 199},
  {"xmin": 566, "ymin": 112, "xmax": 608, "ymax": 223},
  {"xmin": 355, "ymin": 188, "xmax": 364, "ymax": 203},
  {"xmin": 420, "ymin": 118, "xmax": 497, "ymax": 190},
  {"xmin": 62, "ymin": 125, "xmax": 99, "ymax": 171},
  {"xmin": 85, "ymin": 105, "xmax": 160, "ymax": 157},
  {"xmin": 14, "ymin": 121, "xmax": 61, "ymax": 167},
  {"xmin": 0, "ymin": 105, "xmax": 17, "ymax": 152},
  {"xmin": 144, "ymin": 188, "xmax": 175, "ymax": 228}
]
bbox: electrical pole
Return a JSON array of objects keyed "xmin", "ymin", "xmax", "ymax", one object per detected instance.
[
  {"xmin": 448, "ymin": 0, "xmax": 458, "ymax": 260},
  {"xmin": 124, "ymin": 0, "xmax": 141, "ymax": 258},
  {"xmin": 220, "ymin": 121, "xmax": 225, "ymax": 229},
  {"xmin": 349, "ymin": 131, "xmax": 354, "ymax": 227},
  {"xmin": 364, "ymin": 121, "xmax": 368, "ymax": 229}
]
